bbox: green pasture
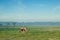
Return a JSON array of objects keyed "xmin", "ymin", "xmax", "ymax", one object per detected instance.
[{"xmin": 0, "ymin": 26, "xmax": 60, "ymax": 40}]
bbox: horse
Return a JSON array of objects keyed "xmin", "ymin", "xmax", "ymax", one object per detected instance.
[{"xmin": 19, "ymin": 27, "xmax": 28, "ymax": 33}]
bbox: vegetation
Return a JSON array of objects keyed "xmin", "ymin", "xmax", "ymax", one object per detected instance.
[{"xmin": 0, "ymin": 26, "xmax": 60, "ymax": 40}]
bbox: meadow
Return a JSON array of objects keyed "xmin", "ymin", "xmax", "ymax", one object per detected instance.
[{"xmin": 0, "ymin": 26, "xmax": 60, "ymax": 40}]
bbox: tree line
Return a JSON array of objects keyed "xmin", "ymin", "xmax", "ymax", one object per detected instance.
[{"xmin": 0, "ymin": 22, "xmax": 16, "ymax": 27}]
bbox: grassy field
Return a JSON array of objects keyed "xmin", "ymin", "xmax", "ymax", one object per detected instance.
[{"xmin": 0, "ymin": 26, "xmax": 60, "ymax": 40}]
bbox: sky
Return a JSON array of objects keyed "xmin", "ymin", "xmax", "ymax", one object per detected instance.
[{"xmin": 0, "ymin": 0, "xmax": 60, "ymax": 22}]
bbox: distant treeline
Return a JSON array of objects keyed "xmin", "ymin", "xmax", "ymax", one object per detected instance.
[
  {"xmin": 0, "ymin": 22, "xmax": 60, "ymax": 27},
  {"xmin": 0, "ymin": 22, "xmax": 17, "ymax": 27}
]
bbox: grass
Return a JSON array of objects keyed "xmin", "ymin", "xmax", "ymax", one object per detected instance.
[{"xmin": 0, "ymin": 26, "xmax": 60, "ymax": 40}]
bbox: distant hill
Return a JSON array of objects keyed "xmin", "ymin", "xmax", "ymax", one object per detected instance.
[{"xmin": 0, "ymin": 22, "xmax": 60, "ymax": 26}]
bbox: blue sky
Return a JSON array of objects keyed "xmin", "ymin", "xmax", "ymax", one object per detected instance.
[{"xmin": 0, "ymin": 0, "xmax": 60, "ymax": 22}]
